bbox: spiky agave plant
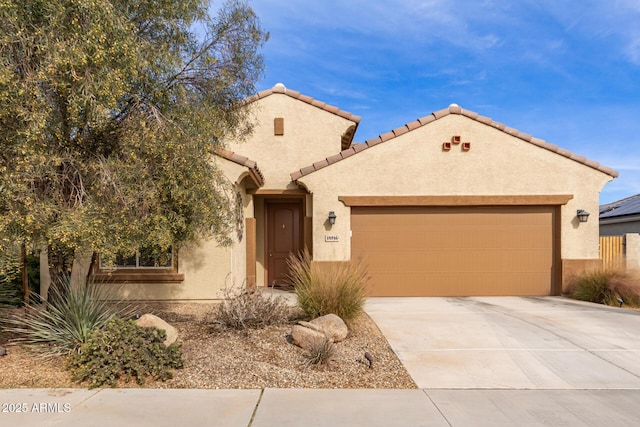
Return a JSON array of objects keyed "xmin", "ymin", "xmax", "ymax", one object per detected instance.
[{"xmin": 6, "ymin": 276, "xmax": 134, "ymax": 356}]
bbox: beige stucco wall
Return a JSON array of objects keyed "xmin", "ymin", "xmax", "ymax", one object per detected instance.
[
  {"xmin": 112, "ymin": 98, "xmax": 615, "ymax": 299},
  {"xmin": 226, "ymin": 92, "xmax": 356, "ymax": 189},
  {"xmin": 123, "ymin": 91, "xmax": 359, "ymax": 298},
  {"xmin": 299, "ymin": 114, "xmax": 613, "ymax": 265}
]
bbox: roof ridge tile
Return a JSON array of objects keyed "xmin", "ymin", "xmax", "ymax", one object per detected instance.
[
  {"xmin": 214, "ymin": 148, "xmax": 264, "ymax": 187},
  {"xmin": 432, "ymin": 108, "xmax": 450, "ymax": 119},
  {"xmin": 246, "ymin": 84, "xmax": 361, "ymax": 124}
]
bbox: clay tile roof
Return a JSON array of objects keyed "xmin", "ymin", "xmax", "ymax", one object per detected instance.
[
  {"xmin": 215, "ymin": 148, "xmax": 264, "ymax": 187},
  {"xmin": 247, "ymin": 83, "xmax": 361, "ymax": 125},
  {"xmin": 290, "ymin": 104, "xmax": 619, "ymax": 181}
]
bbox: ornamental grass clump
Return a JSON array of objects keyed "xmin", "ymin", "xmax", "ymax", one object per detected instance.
[
  {"xmin": 288, "ymin": 250, "xmax": 368, "ymax": 322},
  {"xmin": 569, "ymin": 269, "xmax": 640, "ymax": 307},
  {"xmin": 67, "ymin": 318, "xmax": 183, "ymax": 389},
  {"xmin": 5, "ymin": 277, "xmax": 134, "ymax": 356}
]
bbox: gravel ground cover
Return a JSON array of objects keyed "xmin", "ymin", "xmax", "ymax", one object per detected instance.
[{"xmin": 0, "ymin": 301, "xmax": 416, "ymax": 389}]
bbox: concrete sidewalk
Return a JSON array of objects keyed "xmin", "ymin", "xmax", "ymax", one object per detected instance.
[{"xmin": 2, "ymin": 388, "xmax": 640, "ymax": 426}]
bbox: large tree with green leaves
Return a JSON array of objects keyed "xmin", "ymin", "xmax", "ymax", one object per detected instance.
[{"xmin": 0, "ymin": 0, "xmax": 268, "ymax": 285}]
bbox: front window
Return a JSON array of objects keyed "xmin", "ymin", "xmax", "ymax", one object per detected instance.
[{"xmin": 111, "ymin": 246, "xmax": 173, "ymax": 269}]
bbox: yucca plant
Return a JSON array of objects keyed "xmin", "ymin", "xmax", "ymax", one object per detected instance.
[
  {"xmin": 5, "ymin": 276, "xmax": 134, "ymax": 356},
  {"xmin": 288, "ymin": 250, "xmax": 368, "ymax": 322}
]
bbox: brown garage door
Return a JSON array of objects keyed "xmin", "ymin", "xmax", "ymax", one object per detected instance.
[{"xmin": 351, "ymin": 206, "xmax": 556, "ymax": 296}]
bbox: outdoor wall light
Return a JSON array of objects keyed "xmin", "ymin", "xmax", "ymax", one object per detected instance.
[
  {"xmin": 576, "ymin": 209, "xmax": 590, "ymax": 223},
  {"xmin": 328, "ymin": 211, "xmax": 337, "ymax": 225}
]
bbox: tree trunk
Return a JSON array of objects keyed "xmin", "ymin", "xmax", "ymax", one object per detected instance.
[
  {"xmin": 21, "ymin": 243, "xmax": 28, "ymax": 305},
  {"xmin": 70, "ymin": 251, "xmax": 93, "ymax": 290},
  {"xmin": 39, "ymin": 246, "xmax": 52, "ymax": 303}
]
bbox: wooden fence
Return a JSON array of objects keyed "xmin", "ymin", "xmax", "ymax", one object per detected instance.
[{"xmin": 599, "ymin": 236, "xmax": 625, "ymax": 270}]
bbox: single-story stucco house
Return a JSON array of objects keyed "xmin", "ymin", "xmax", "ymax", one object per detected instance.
[{"xmin": 97, "ymin": 83, "xmax": 618, "ymax": 299}]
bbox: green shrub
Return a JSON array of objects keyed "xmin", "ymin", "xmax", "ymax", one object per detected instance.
[
  {"xmin": 5, "ymin": 277, "xmax": 134, "ymax": 355},
  {"xmin": 213, "ymin": 286, "xmax": 290, "ymax": 329},
  {"xmin": 67, "ymin": 318, "xmax": 183, "ymax": 389},
  {"xmin": 570, "ymin": 269, "xmax": 640, "ymax": 307},
  {"xmin": 288, "ymin": 250, "xmax": 368, "ymax": 322}
]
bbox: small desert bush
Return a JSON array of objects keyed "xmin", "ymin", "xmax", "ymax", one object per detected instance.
[
  {"xmin": 5, "ymin": 277, "xmax": 134, "ymax": 355},
  {"xmin": 214, "ymin": 286, "xmax": 290, "ymax": 329},
  {"xmin": 288, "ymin": 251, "xmax": 368, "ymax": 322},
  {"xmin": 67, "ymin": 318, "xmax": 183, "ymax": 389},
  {"xmin": 569, "ymin": 269, "xmax": 640, "ymax": 307},
  {"xmin": 303, "ymin": 335, "xmax": 336, "ymax": 367}
]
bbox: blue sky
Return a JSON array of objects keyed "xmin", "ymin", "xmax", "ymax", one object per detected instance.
[{"xmin": 249, "ymin": 0, "xmax": 640, "ymax": 204}]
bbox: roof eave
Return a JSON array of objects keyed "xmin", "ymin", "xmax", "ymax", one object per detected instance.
[{"xmin": 292, "ymin": 104, "xmax": 619, "ymax": 180}]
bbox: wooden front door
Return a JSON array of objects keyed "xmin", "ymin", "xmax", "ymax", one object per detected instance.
[{"xmin": 266, "ymin": 200, "xmax": 302, "ymax": 286}]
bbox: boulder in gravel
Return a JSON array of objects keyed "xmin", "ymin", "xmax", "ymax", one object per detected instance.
[
  {"xmin": 308, "ymin": 314, "xmax": 348, "ymax": 342},
  {"xmin": 290, "ymin": 324, "xmax": 328, "ymax": 351},
  {"xmin": 290, "ymin": 314, "xmax": 348, "ymax": 350},
  {"xmin": 135, "ymin": 313, "xmax": 178, "ymax": 346}
]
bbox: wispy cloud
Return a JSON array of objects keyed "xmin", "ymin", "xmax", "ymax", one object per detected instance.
[{"xmin": 250, "ymin": 1, "xmax": 640, "ymax": 197}]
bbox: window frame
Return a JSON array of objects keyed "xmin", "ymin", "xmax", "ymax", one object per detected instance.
[{"xmin": 94, "ymin": 247, "xmax": 184, "ymax": 283}]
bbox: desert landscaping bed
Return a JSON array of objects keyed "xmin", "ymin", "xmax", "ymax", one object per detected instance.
[{"xmin": 0, "ymin": 302, "xmax": 416, "ymax": 389}]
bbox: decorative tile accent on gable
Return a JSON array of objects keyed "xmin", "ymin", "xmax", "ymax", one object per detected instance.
[
  {"xmin": 289, "ymin": 103, "xmax": 619, "ymax": 180},
  {"xmin": 274, "ymin": 117, "xmax": 284, "ymax": 136}
]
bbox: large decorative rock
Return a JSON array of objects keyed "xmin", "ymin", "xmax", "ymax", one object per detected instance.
[
  {"xmin": 290, "ymin": 324, "xmax": 327, "ymax": 351},
  {"xmin": 135, "ymin": 313, "xmax": 178, "ymax": 346},
  {"xmin": 290, "ymin": 313, "xmax": 348, "ymax": 351},
  {"xmin": 308, "ymin": 313, "xmax": 348, "ymax": 342}
]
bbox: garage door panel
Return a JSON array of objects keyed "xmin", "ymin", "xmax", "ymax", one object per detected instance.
[
  {"xmin": 352, "ymin": 206, "xmax": 555, "ymax": 296},
  {"xmin": 367, "ymin": 273, "xmax": 552, "ymax": 297}
]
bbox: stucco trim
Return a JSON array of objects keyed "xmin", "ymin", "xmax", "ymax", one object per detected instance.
[
  {"xmin": 248, "ymin": 188, "xmax": 308, "ymax": 195},
  {"xmin": 338, "ymin": 195, "xmax": 574, "ymax": 207},
  {"xmin": 246, "ymin": 218, "xmax": 257, "ymax": 291},
  {"xmin": 93, "ymin": 272, "xmax": 184, "ymax": 283},
  {"xmin": 291, "ymin": 105, "xmax": 619, "ymax": 180}
]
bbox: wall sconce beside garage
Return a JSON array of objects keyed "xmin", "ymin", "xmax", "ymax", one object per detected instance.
[{"xmin": 576, "ymin": 209, "xmax": 590, "ymax": 223}]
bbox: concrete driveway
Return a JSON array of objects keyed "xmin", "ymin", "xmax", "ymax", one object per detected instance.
[{"xmin": 365, "ymin": 296, "xmax": 640, "ymax": 389}]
